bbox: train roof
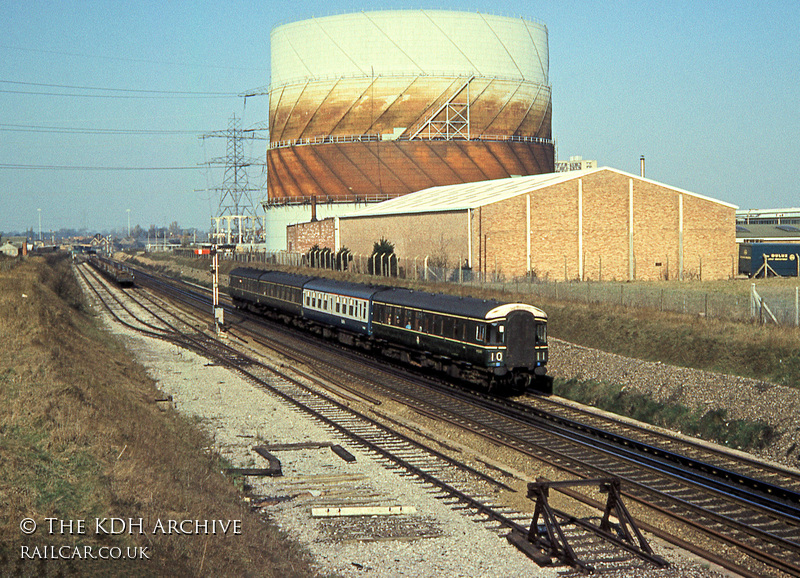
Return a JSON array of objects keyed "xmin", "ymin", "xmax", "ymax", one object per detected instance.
[
  {"xmin": 229, "ymin": 267, "xmax": 315, "ymax": 288},
  {"xmin": 373, "ymin": 287, "xmax": 545, "ymax": 320},
  {"xmin": 303, "ymin": 277, "xmax": 386, "ymax": 300}
]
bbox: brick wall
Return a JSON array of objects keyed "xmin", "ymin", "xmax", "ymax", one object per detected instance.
[
  {"xmin": 286, "ymin": 218, "xmax": 336, "ymax": 253},
  {"xmin": 468, "ymin": 169, "xmax": 735, "ymax": 281},
  {"xmin": 288, "ymin": 168, "xmax": 737, "ymax": 281},
  {"xmin": 338, "ymin": 212, "xmax": 469, "ymax": 264}
]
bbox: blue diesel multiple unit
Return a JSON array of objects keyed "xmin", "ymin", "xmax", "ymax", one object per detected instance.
[{"xmin": 228, "ymin": 268, "xmax": 549, "ymax": 393}]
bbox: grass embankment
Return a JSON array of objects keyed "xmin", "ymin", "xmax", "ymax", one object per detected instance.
[
  {"xmin": 0, "ymin": 254, "xmax": 326, "ymax": 577},
  {"xmin": 556, "ymin": 378, "xmax": 776, "ymax": 450},
  {"xmin": 131, "ymin": 253, "xmax": 797, "ymax": 452}
]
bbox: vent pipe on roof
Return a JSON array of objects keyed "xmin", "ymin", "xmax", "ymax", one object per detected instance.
[{"xmin": 640, "ymin": 155, "xmax": 645, "ymax": 178}]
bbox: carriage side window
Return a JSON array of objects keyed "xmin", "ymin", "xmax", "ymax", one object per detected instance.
[
  {"xmin": 349, "ymin": 301, "xmax": 354, "ymax": 316},
  {"xmin": 476, "ymin": 325, "xmax": 486, "ymax": 343},
  {"xmin": 335, "ymin": 297, "xmax": 340, "ymax": 313}
]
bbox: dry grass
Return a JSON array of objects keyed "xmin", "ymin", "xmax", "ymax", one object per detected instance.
[{"xmin": 0, "ymin": 255, "xmax": 329, "ymax": 577}]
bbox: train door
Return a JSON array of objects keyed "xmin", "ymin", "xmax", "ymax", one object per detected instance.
[{"xmin": 504, "ymin": 310, "xmax": 536, "ymax": 369}]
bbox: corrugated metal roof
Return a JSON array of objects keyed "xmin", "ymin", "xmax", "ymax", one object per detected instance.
[
  {"xmin": 736, "ymin": 224, "xmax": 800, "ymax": 241},
  {"xmin": 342, "ymin": 167, "xmax": 737, "ymax": 219},
  {"xmin": 343, "ymin": 171, "xmax": 589, "ymax": 217}
]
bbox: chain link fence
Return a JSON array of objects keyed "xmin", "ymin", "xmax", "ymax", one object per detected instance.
[{"xmin": 222, "ymin": 249, "xmax": 800, "ymax": 328}]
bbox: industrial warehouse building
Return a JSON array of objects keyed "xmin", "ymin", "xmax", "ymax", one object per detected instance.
[{"xmin": 287, "ymin": 167, "xmax": 738, "ymax": 281}]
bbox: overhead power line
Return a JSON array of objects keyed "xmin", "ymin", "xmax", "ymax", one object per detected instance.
[
  {"xmin": 0, "ymin": 164, "xmax": 202, "ymax": 170},
  {"xmin": 1, "ymin": 44, "xmax": 260, "ymax": 72},
  {"xmin": 0, "ymin": 79, "xmax": 240, "ymax": 99},
  {"xmin": 0, "ymin": 123, "xmax": 201, "ymax": 135}
]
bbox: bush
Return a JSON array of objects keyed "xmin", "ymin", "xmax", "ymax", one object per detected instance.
[{"xmin": 555, "ymin": 378, "xmax": 776, "ymax": 451}]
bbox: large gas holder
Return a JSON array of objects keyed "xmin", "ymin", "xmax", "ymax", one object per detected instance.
[{"xmin": 267, "ymin": 10, "xmax": 555, "ymax": 204}]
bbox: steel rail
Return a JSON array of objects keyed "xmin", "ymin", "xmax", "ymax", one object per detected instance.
[{"xmin": 123, "ymin": 262, "xmax": 800, "ymax": 575}]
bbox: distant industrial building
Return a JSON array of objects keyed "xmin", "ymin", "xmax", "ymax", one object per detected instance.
[
  {"xmin": 288, "ymin": 167, "xmax": 738, "ymax": 281},
  {"xmin": 266, "ymin": 10, "xmax": 554, "ymax": 206},
  {"xmin": 736, "ymin": 208, "xmax": 800, "ymax": 244},
  {"xmin": 556, "ymin": 156, "xmax": 597, "ymax": 172}
]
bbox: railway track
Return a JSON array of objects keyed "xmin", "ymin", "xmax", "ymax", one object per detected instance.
[
  {"xmin": 236, "ymin": 315, "xmax": 800, "ymax": 577},
  {"xmin": 78, "ymin": 264, "xmax": 667, "ymax": 573},
  {"xmin": 85, "ymin": 262, "xmax": 800, "ymax": 575}
]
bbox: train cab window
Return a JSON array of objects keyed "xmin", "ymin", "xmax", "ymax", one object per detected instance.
[
  {"xmin": 476, "ymin": 325, "xmax": 486, "ymax": 343},
  {"xmin": 488, "ymin": 323, "xmax": 504, "ymax": 345},
  {"xmin": 536, "ymin": 323, "xmax": 547, "ymax": 344}
]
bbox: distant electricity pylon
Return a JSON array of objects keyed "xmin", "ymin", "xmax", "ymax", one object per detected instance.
[{"xmin": 200, "ymin": 114, "xmax": 267, "ymax": 244}]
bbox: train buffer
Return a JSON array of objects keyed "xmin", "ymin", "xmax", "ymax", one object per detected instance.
[{"xmin": 508, "ymin": 477, "xmax": 668, "ymax": 572}]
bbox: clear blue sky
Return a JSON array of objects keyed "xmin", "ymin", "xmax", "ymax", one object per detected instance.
[{"xmin": 2, "ymin": 0, "xmax": 798, "ymax": 235}]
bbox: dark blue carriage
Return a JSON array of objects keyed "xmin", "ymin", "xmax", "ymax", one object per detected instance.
[
  {"xmin": 371, "ymin": 287, "xmax": 548, "ymax": 390},
  {"xmin": 228, "ymin": 268, "xmax": 312, "ymax": 316}
]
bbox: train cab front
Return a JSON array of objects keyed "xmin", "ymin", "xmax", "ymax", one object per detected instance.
[{"xmin": 486, "ymin": 303, "xmax": 549, "ymax": 393}]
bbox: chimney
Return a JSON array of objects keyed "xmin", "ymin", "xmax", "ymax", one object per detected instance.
[
  {"xmin": 640, "ymin": 155, "xmax": 645, "ymax": 178},
  {"xmin": 310, "ymin": 195, "xmax": 318, "ymax": 222}
]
